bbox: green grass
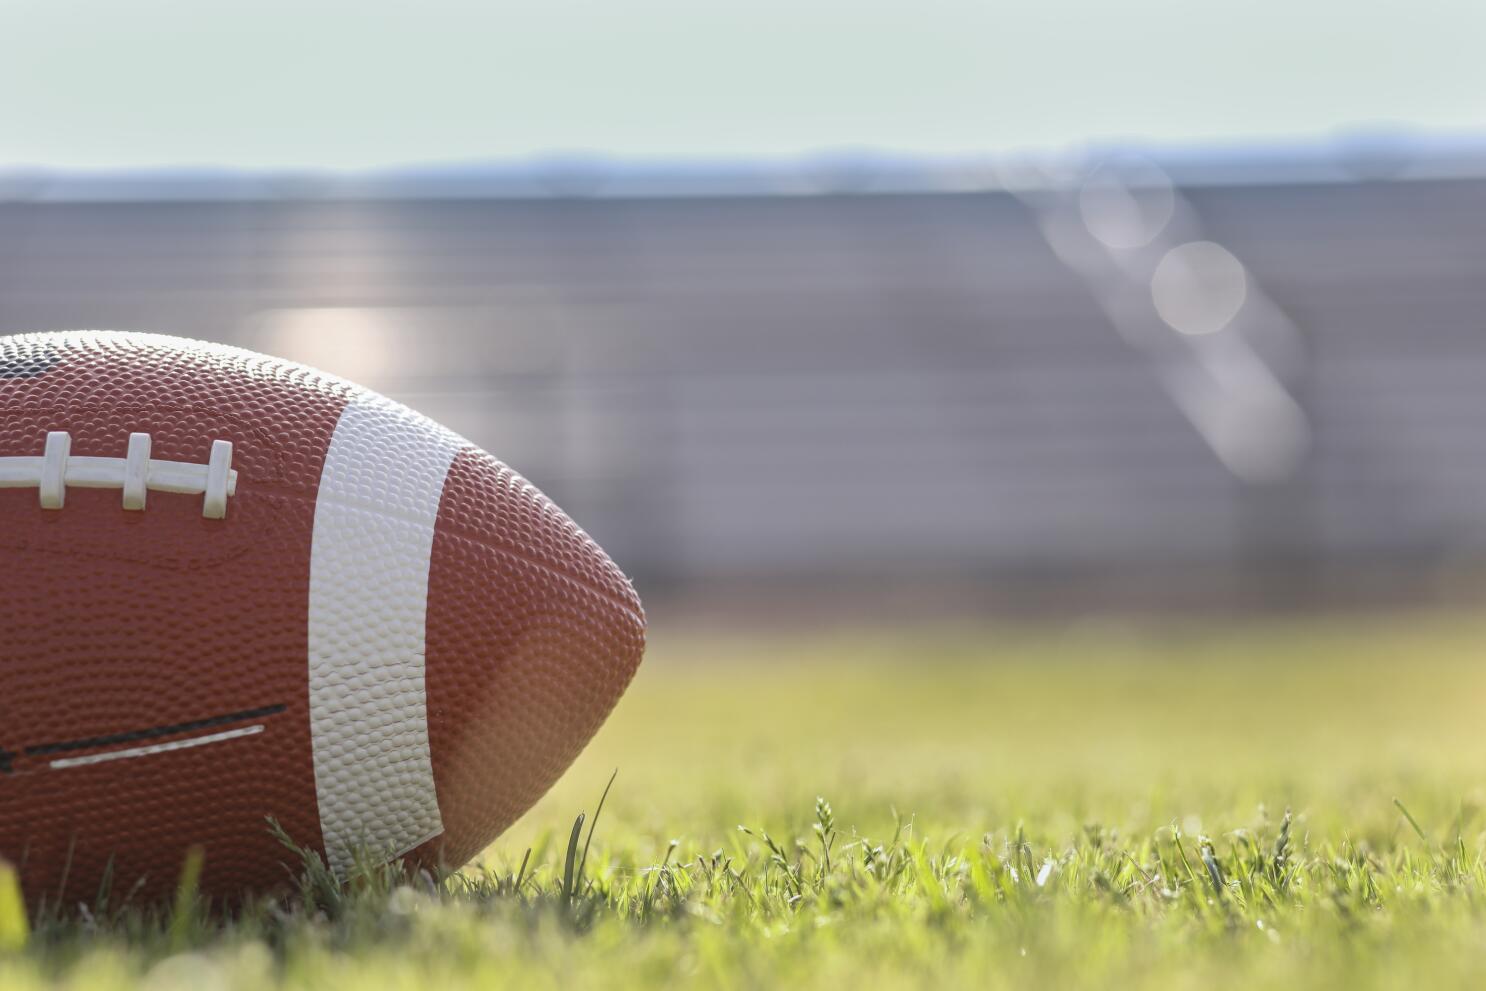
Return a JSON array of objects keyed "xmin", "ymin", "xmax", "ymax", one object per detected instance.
[{"xmin": 8, "ymin": 611, "xmax": 1486, "ymax": 989}]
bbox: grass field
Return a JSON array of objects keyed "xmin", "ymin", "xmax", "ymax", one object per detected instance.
[{"xmin": 7, "ymin": 611, "xmax": 1486, "ymax": 989}]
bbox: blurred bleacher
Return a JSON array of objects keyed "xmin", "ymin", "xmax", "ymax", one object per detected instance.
[{"xmin": 3, "ymin": 151, "xmax": 1486, "ymax": 609}]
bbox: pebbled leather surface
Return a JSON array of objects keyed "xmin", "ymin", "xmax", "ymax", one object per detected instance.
[
  {"xmin": 420, "ymin": 449, "xmax": 647, "ymax": 870},
  {"xmin": 0, "ymin": 331, "xmax": 645, "ymax": 909}
]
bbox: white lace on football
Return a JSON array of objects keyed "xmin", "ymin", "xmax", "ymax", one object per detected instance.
[{"xmin": 0, "ymin": 431, "xmax": 238, "ymax": 518}]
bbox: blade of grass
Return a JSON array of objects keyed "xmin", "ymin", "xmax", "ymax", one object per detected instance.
[
  {"xmin": 1394, "ymin": 798, "xmax": 1430, "ymax": 845},
  {"xmin": 562, "ymin": 813, "xmax": 586, "ymax": 906},
  {"xmin": 576, "ymin": 769, "xmax": 618, "ymax": 893},
  {"xmin": 0, "ymin": 860, "xmax": 28, "ymax": 952}
]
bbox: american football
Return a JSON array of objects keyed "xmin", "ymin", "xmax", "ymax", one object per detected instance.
[{"xmin": 0, "ymin": 330, "xmax": 645, "ymax": 908}]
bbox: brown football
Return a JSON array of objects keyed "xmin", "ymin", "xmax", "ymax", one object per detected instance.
[{"xmin": 0, "ymin": 331, "xmax": 645, "ymax": 909}]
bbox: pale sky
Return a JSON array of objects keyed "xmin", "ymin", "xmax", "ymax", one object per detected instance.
[{"xmin": 1, "ymin": 0, "xmax": 1482, "ymax": 170}]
